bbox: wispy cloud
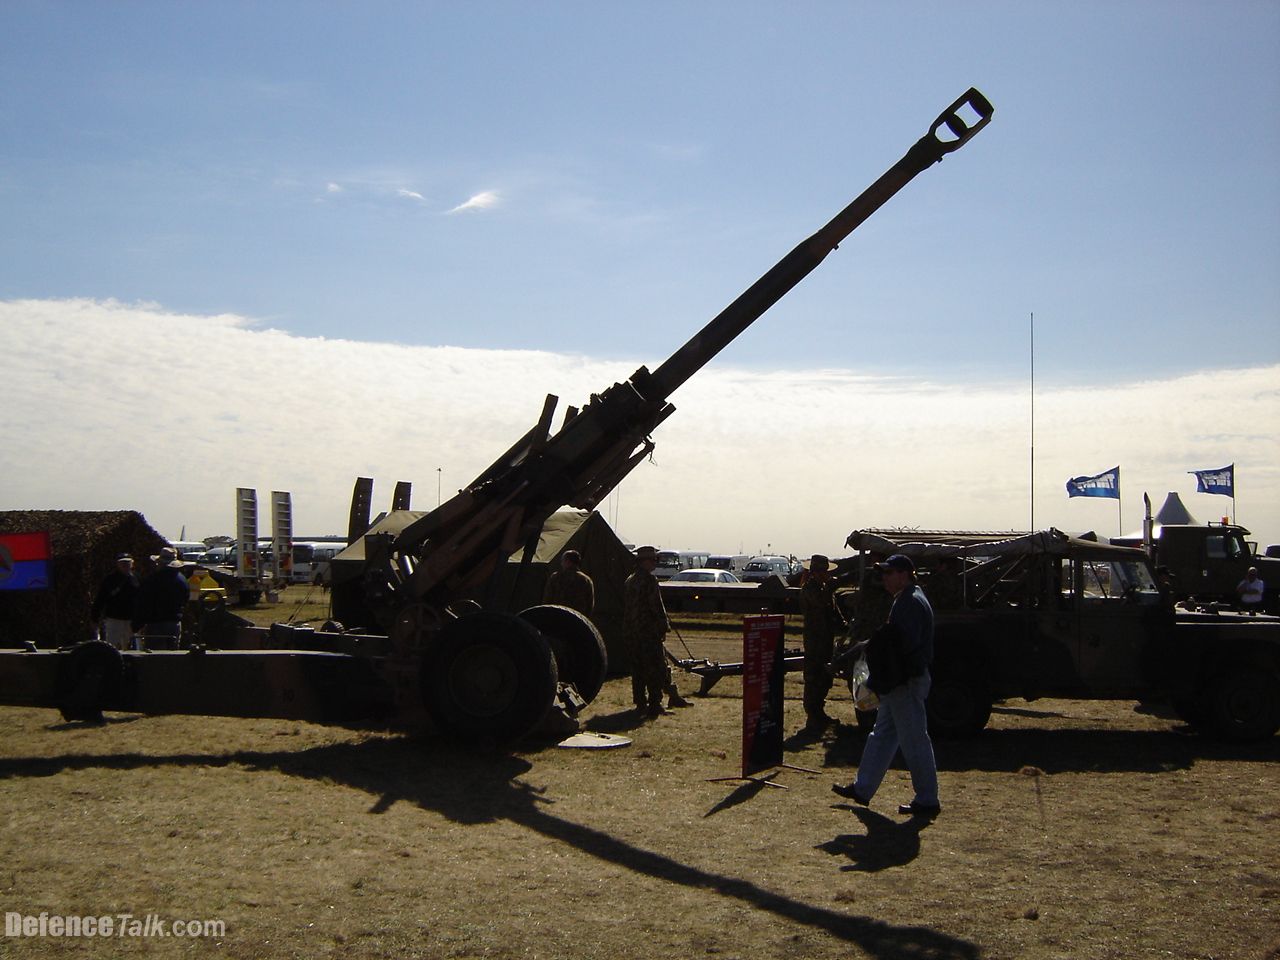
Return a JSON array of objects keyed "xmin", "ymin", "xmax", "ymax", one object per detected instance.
[
  {"xmin": 396, "ymin": 187, "xmax": 426, "ymax": 202},
  {"xmin": 447, "ymin": 190, "xmax": 500, "ymax": 214},
  {"xmin": 1, "ymin": 298, "xmax": 1277, "ymax": 552},
  {"xmin": 326, "ymin": 182, "xmax": 343, "ymax": 194}
]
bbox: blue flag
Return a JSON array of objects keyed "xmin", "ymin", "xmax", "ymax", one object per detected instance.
[
  {"xmin": 1066, "ymin": 466, "xmax": 1120, "ymax": 499},
  {"xmin": 1189, "ymin": 464, "xmax": 1234, "ymax": 497}
]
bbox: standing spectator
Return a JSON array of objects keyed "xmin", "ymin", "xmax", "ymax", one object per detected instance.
[
  {"xmin": 1237, "ymin": 567, "xmax": 1265, "ymax": 614},
  {"xmin": 91, "ymin": 553, "xmax": 140, "ymax": 650},
  {"xmin": 799, "ymin": 554, "xmax": 843, "ymax": 735},
  {"xmin": 132, "ymin": 548, "xmax": 190, "ymax": 650},
  {"xmin": 623, "ymin": 545, "xmax": 690, "ymax": 717},
  {"xmin": 543, "ymin": 549, "xmax": 595, "ymax": 617},
  {"xmin": 832, "ymin": 554, "xmax": 940, "ymax": 818}
]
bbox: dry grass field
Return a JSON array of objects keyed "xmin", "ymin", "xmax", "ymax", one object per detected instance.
[{"xmin": 1, "ymin": 597, "xmax": 1277, "ymax": 959}]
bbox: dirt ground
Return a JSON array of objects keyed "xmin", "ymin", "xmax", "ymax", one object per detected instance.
[{"xmin": 2, "ymin": 658, "xmax": 1277, "ymax": 960}]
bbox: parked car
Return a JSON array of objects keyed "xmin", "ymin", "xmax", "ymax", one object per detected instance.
[
  {"xmin": 669, "ymin": 568, "xmax": 741, "ymax": 584},
  {"xmin": 739, "ymin": 556, "xmax": 793, "ymax": 583}
]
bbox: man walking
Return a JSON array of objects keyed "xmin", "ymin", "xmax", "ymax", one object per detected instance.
[{"xmin": 832, "ymin": 554, "xmax": 940, "ymax": 818}]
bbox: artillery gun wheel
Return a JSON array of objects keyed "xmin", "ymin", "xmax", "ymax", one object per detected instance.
[
  {"xmin": 421, "ymin": 612, "xmax": 559, "ymax": 742},
  {"xmin": 926, "ymin": 673, "xmax": 992, "ymax": 738},
  {"xmin": 1205, "ymin": 668, "xmax": 1280, "ymax": 742},
  {"xmin": 517, "ymin": 605, "xmax": 608, "ymax": 704},
  {"xmin": 57, "ymin": 641, "xmax": 124, "ymax": 723}
]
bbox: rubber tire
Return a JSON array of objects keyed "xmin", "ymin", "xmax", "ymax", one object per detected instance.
[
  {"xmin": 57, "ymin": 641, "xmax": 124, "ymax": 723},
  {"xmin": 421, "ymin": 611, "xmax": 558, "ymax": 742},
  {"xmin": 926, "ymin": 673, "xmax": 992, "ymax": 738},
  {"xmin": 1205, "ymin": 669, "xmax": 1280, "ymax": 742},
  {"xmin": 517, "ymin": 604, "xmax": 608, "ymax": 704}
]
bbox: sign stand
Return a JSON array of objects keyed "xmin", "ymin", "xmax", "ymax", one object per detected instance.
[{"xmin": 706, "ymin": 613, "xmax": 821, "ymax": 790}]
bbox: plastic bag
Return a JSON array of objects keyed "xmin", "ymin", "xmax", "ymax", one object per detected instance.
[{"xmin": 849, "ymin": 655, "xmax": 879, "ymax": 711}]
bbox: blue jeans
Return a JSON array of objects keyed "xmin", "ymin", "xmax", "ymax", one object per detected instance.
[{"xmin": 854, "ymin": 672, "xmax": 939, "ymax": 806}]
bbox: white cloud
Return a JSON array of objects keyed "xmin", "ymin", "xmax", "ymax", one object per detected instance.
[
  {"xmin": 396, "ymin": 188, "xmax": 426, "ymax": 202},
  {"xmin": 446, "ymin": 190, "xmax": 500, "ymax": 214},
  {"xmin": 326, "ymin": 182, "xmax": 343, "ymax": 193},
  {"xmin": 1, "ymin": 298, "xmax": 1277, "ymax": 555}
]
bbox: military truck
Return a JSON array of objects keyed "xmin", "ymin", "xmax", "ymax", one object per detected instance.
[
  {"xmin": 1116, "ymin": 522, "xmax": 1280, "ymax": 613},
  {"xmin": 842, "ymin": 528, "xmax": 1280, "ymax": 742}
]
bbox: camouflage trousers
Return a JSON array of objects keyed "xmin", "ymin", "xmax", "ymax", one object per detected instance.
[
  {"xmin": 803, "ymin": 631, "xmax": 834, "ymax": 722},
  {"xmin": 626, "ymin": 632, "xmax": 672, "ymax": 707}
]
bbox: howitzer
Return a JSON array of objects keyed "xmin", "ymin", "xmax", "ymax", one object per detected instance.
[
  {"xmin": 362, "ymin": 88, "xmax": 994, "ymax": 618},
  {"xmin": 0, "ymin": 89, "xmax": 994, "ymax": 742}
]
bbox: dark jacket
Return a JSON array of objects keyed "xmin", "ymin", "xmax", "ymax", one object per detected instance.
[
  {"xmin": 91, "ymin": 570, "xmax": 140, "ymax": 621},
  {"xmin": 133, "ymin": 568, "xmax": 189, "ymax": 628}
]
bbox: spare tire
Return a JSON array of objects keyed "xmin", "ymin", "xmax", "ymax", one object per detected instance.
[
  {"xmin": 421, "ymin": 612, "xmax": 558, "ymax": 742},
  {"xmin": 517, "ymin": 604, "xmax": 608, "ymax": 704},
  {"xmin": 57, "ymin": 641, "xmax": 124, "ymax": 723}
]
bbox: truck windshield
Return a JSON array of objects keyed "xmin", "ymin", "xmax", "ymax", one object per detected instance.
[{"xmin": 1082, "ymin": 559, "xmax": 1160, "ymax": 601}]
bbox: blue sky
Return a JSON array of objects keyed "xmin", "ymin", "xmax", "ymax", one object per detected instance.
[
  {"xmin": 2, "ymin": 2, "xmax": 1278, "ymax": 548},
  {"xmin": 5, "ymin": 2, "xmax": 1277, "ymax": 378}
]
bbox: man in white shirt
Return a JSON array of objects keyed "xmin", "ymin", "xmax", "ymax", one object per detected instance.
[{"xmin": 1236, "ymin": 568, "xmax": 1265, "ymax": 614}]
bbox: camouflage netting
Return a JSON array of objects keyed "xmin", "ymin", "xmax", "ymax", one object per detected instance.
[{"xmin": 0, "ymin": 510, "xmax": 169, "ymax": 648}]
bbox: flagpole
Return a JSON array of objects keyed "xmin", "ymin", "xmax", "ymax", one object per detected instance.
[{"xmin": 1029, "ymin": 311, "xmax": 1035, "ymax": 534}]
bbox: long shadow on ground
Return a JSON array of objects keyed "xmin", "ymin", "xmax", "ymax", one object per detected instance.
[
  {"xmin": 0, "ymin": 735, "xmax": 980, "ymax": 960},
  {"xmin": 817, "ymin": 723, "xmax": 1279, "ymax": 775}
]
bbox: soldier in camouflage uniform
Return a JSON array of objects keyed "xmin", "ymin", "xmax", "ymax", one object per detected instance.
[
  {"xmin": 623, "ymin": 545, "xmax": 690, "ymax": 716},
  {"xmin": 800, "ymin": 554, "xmax": 844, "ymax": 734},
  {"xmin": 543, "ymin": 549, "xmax": 595, "ymax": 617},
  {"xmin": 849, "ymin": 563, "xmax": 893, "ymax": 642}
]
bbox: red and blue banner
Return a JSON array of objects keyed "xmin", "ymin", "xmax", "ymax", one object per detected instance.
[
  {"xmin": 741, "ymin": 613, "xmax": 786, "ymax": 777},
  {"xmin": 0, "ymin": 532, "xmax": 53, "ymax": 591}
]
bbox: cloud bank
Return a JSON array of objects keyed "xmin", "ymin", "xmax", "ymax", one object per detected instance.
[{"xmin": 2, "ymin": 299, "xmax": 1276, "ymax": 555}]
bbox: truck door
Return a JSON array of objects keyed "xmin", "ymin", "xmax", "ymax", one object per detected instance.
[{"xmin": 1073, "ymin": 557, "xmax": 1163, "ymax": 695}]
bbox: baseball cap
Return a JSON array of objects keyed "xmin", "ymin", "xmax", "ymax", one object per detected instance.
[{"xmin": 875, "ymin": 554, "xmax": 915, "ymax": 573}]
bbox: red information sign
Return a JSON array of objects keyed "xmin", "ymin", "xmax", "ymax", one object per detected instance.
[{"xmin": 741, "ymin": 613, "xmax": 786, "ymax": 777}]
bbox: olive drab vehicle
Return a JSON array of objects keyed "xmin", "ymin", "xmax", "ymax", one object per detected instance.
[
  {"xmin": 839, "ymin": 529, "xmax": 1280, "ymax": 742},
  {"xmin": 0, "ymin": 90, "xmax": 996, "ymax": 742}
]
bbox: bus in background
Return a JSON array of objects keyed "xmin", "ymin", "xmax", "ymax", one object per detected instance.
[
  {"xmin": 291, "ymin": 540, "xmax": 347, "ymax": 585},
  {"xmin": 706, "ymin": 554, "xmax": 751, "ymax": 575},
  {"xmin": 654, "ymin": 549, "xmax": 711, "ymax": 580}
]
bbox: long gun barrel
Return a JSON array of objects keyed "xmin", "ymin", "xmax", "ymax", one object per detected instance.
[
  {"xmin": 643, "ymin": 87, "xmax": 993, "ymax": 402},
  {"xmin": 371, "ymin": 89, "xmax": 994, "ymax": 620}
]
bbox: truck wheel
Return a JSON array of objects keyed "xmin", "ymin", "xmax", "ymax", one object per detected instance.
[
  {"xmin": 517, "ymin": 604, "xmax": 607, "ymax": 704},
  {"xmin": 57, "ymin": 641, "xmax": 124, "ymax": 723},
  {"xmin": 1206, "ymin": 669, "xmax": 1280, "ymax": 742},
  {"xmin": 421, "ymin": 611, "xmax": 558, "ymax": 742},
  {"xmin": 927, "ymin": 674, "xmax": 992, "ymax": 738}
]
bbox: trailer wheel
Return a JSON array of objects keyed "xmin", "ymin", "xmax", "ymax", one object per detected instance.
[
  {"xmin": 926, "ymin": 673, "xmax": 992, "ymax": 738},
  {"xmin": 517, "ymin": 605, "xmax": 608, "ymax": 704},
  {"xmin": 1206, "ymin": 669, "xmax": 1280, "ymax": 742},
  {"xmin": 421, "ymin": 612, "xmax": 558, "ymax": 742},
  {"xmin": 57, "ymin": 641, "xmax": 124, "ymax": 723}
]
